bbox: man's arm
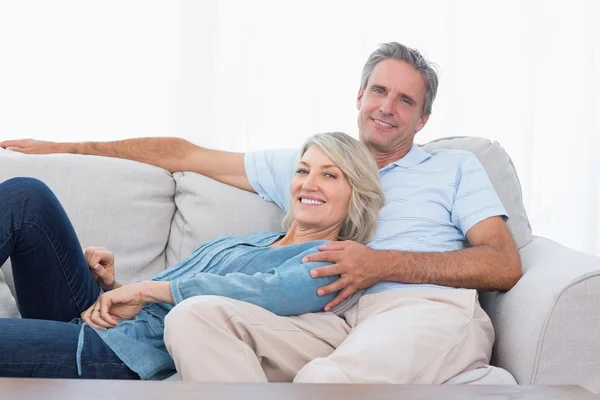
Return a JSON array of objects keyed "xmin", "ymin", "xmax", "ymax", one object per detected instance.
[
  {"xmin": 308, "ymin": 216, "xmax": 522, "ymax": 310},
  {"xmin": 0, "ymin": 137, "xmax": 253, "ymax": 192},
  {"xmin": 379, "ymin": 216, "xmax": 522, "ymax": 290}
]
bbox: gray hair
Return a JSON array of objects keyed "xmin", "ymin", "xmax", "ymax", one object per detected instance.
[
  {"xmin": 360, "ymin": 42, "xmax": 439, "ymax": 116},
  {"xmin": 282, "ymin": 132, "xmax": 385, "ymax": 244}
]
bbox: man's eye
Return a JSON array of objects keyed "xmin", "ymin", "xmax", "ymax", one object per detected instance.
[{"xmin": 373, "ymin": 87, "xmax": 384, "ymax": 94}]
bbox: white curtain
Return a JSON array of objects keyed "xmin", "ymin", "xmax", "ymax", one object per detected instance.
[{"xmin": 1, "ymin": 0, "xmax": 598, "ymax": 256}]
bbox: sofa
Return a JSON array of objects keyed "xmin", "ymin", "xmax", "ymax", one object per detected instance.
[{"xmin": 0, "ymin": 136, "xmax": 598, "ymax": 391}]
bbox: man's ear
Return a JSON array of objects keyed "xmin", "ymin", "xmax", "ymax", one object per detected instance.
[
  {"xmin": 415, "ymin": 114, "xmax": 430, "ymax": 133},
  {"xmin": 356, "ymin": 89, "xmax": 364, "ymax": 110}
]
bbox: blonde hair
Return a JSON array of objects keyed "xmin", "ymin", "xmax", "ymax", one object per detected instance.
[{"xmin": 282, "ymin": 132, "xmax": 385, "ymax": 244}]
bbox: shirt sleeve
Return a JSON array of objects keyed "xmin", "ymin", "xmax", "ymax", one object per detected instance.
[
  {"xmin": 451, "ymin": 152, "xmax": 508, "ymax": 235},
  {"xmin": 169, "ymin": 248, "xmax": 338, "ymax": 316},
  {"xmin": 244, "ymin": 148, "xmax": 300, "ymax": 211}
]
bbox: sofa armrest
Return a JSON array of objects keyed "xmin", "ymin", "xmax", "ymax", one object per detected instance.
[{"xmin": 480, "ymin": 236, "xmax": 600, "ymax": 392}]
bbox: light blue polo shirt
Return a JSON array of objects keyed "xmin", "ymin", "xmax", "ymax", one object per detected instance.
[{"xmin": 244, "ymin": 143, "xmax": 507, "ymax": 294}]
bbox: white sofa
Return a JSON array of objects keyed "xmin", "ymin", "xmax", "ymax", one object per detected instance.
[{"xmin": 1, "ymin": 137, "xmax": 599, "ymax": 391}]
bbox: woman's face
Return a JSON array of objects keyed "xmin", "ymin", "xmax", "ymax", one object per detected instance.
[{"xmin": 290, "ymin": 146, "xmax": 352, "ymax": 232}]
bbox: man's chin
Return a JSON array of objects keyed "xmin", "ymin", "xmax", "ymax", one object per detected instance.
[{"xmin": 365, "ymin": 136, "xmax": 394, "ymax": 152}]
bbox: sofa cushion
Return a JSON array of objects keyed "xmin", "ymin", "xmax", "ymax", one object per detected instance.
[
  {"xmin": 0, "ymin": 149, "xmax": 176, "ymax": 317},
  {"xmin": 420, "ymin": 137, "xmax": 532, "ymax": 249},
  {"xmin": 445, "ymin": 365, "xmax": 517, "ymax": 385},
  {"xmin": 166, "ymin": 172, "xmax": 284, "ymax": 265},
  {"xmin": 164, "ymin": 365, "xmax": 518, "ymax": 384}
]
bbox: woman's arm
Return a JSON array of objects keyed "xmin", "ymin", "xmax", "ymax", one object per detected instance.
[
  {"xmin": 140, "ymin": 281, "xmax": 173, "ymax": 304},
  {"xmin": 81, "ymin": 281, "xmax": 173, "ymax": 330},
  {"xmin": 169, "ymin": 249, "xmax": 339, "ymax": 316},
  {"xmin": 81, "ymin": 248, "xmax": 338, "ymax": 330}
]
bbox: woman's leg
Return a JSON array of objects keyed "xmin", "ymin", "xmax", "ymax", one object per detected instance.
[
  {"xmin": 0, "ymin": 177, "xmax": 100, "ymax": 321},
  {"xmin": 0, "ymin": 318, "xmax": 139, "ymax": 379},
  {"xmin": 164, "ymin": 295, "xmax": 350, "ymax": 382}
]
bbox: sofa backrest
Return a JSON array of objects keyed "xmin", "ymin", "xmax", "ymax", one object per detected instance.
[
  {"xmin": 165, "ymin": 171, "xmax": 284, "ymax": 266},
  {"xmin": 0, "ymin": 149, "xmax": 176, "ymax": 317}
]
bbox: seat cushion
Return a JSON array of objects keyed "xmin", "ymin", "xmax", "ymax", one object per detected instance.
[
  {"xmin": 164, "ymin": 365, "xmax": 517, "ymax": 384},
  {"xmin": 445, "ymin": 365, "xmax": 517, "ymax": 385}
]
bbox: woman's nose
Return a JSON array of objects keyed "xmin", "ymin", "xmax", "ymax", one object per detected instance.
[{"xmin": 302, "ymin": 175, "xmax": 318, "ymax": 191}]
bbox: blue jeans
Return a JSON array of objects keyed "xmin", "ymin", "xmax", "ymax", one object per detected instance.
[{"xmin": 0, "ymin": 177, "xmax": 139, "ymax": 379}]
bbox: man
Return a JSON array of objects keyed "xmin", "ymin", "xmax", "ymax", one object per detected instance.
[{"xmin": 1, "ymin": 42, "xmax": 521, "ymax": 383}]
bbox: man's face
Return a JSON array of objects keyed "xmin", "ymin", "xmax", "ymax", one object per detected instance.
[{"xmin": 357, "ymin": 59, "xmax": 429, "ymax": 155}]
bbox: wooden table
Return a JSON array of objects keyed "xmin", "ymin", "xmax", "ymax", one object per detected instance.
[{"xmin": 0, "ymin": 379, "xmax": 597, "ymax": 399}]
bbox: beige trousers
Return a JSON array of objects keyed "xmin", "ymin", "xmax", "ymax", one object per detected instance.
[{"xmin": 163, "ymin": 289, "xmax": 494, "ymax": 383}]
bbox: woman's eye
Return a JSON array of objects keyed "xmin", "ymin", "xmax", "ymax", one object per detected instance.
[
  {"xmin": 324, "ymin": 173, "xmax": 337, "ymax": 179},
  {"xmin": 295, "ymin": 169, "xmax": 308, "ymax": 174}
]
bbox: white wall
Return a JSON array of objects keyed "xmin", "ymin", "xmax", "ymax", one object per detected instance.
[{"xmin": 1, "ymin": 0, "xmax": 598, "ymax": 255}]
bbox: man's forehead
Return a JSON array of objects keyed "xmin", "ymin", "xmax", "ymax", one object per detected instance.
[{"xmin": 368, "ymin": 59, "xmax": 426, "ymax": 96}]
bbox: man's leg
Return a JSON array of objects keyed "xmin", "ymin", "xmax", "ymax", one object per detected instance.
[
  {"xmin": 0, "ymin": 318, "xmax": 139, "ymax": 379},
  {"xmin": 0, "ymin": 177, "xmax": 100, "ymax": 321},
  {"xmin": 294, "ymin": 289, "xmax": 494, "ymax": 384},
  {"xmin": 164, "ymin": 295, "xmax": 351, "ymax": 382}
]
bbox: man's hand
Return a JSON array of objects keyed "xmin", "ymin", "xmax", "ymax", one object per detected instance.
[
  {"xmin": 84, "ymin": 247, "xmax": 120, "ymax": 291},
  {"xmin": 81, "ymin": 283, "xmax": 147, "ymax": 330},
  {"xmin": 304, "ymin": 241, "xmax": 387, "ymax": 311},
  {"xmin": 0, "ymin": 139, "xmax": 59, "ymax": 154}
]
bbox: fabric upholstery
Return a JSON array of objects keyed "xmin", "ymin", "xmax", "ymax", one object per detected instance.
[
  {"xmin": 481, "ymin": 236, "xmax": 600, "ymax": 393},
  {"xmin": 165, "ymin": 171, "xmax": 283, "ymax": 266},
  {"xmin": 0, "ymin": 148, "xmax": 176, "ymax": 317}
]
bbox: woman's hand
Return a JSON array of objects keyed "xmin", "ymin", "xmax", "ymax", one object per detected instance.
[
  {"xmin": 81, "ymin": 283, "xmax": 147, "ymax": 330},
  {"xmin": 84, "ymin": 247, "xmax": 121, "ymax": 291}
]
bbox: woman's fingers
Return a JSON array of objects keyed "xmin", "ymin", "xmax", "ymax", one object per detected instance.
[
  {"xmin": 93, "ymin": 264, "xmax": 114, "ymax": 286},
  {"xmin": 84, "ymin": 247, "xmax": 105, "ymax": 267},
  {"xmin": 81, "ymin": 301, "xmax": 117, "ymax": 330},
  {"xmin": 90, "ymin": 311, "xmax": 115, "ymax": 329},
  {"xmin": 98, "ymin": 299, "xmax": 119, "ymax": 326},
  {"xmin": 81, "ymin": 305, "xmax": 104, "ymax": 330}
]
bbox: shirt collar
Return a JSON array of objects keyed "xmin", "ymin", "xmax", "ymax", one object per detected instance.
[{"xmin": 386, "ymin": 143, "xmax": 431, "ymax": 169}]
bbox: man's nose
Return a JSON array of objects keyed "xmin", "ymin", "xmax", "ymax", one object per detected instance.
[{"xmin": 379, "ymin": 96, "xmax": 394, "ymax": 116}]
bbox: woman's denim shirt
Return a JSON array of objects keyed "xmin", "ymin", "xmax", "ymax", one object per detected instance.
[{"xmin": 76, "ymin": 231, "xmax": 343, "ymax": 379}]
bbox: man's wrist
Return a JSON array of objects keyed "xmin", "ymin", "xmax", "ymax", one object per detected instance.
[{"xmin": 375, "ymin": 249, "xmax": 402, "ymax": 282}]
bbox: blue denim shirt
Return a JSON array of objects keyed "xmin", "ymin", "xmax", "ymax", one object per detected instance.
[{"xmin": 77, "ymin": 232, "xmax": 340, "ymax": 380}]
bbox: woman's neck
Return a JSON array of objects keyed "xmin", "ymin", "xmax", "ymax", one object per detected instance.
[{"xmin": 271, "ymin": 221, "xmax": 340, "ymax": 247}]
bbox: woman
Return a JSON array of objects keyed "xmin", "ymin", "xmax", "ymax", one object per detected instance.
[{"xmin": 0, "ymin": 132, "xmax": 384, "ymax": 380}]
